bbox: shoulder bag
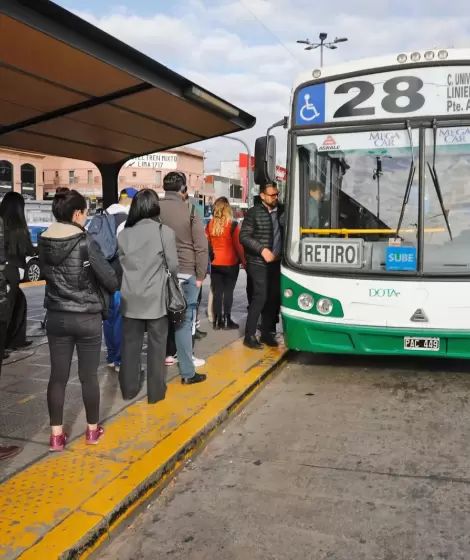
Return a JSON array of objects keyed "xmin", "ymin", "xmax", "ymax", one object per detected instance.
[{"xmin": 158, "ymin": 224, "xmax": 187, "ymax": 327}]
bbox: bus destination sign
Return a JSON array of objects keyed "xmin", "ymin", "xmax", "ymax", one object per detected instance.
[
  {"xmin": 296, "ymin": 66, "xmax": 470, "ymax": 126},
  {"xmin": 302, "ymin": 239, "xmax": 364, "ymax": 268}
]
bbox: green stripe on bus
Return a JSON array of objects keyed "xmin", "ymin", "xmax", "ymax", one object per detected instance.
[{"xmin": 281, "ymin": 273, "xmax": 344, "ymax": 319}]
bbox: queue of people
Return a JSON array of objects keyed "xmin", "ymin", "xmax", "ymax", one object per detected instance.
[{"xmin": 0, "ymin": 174, "xmax": 283, "ymax": 458}]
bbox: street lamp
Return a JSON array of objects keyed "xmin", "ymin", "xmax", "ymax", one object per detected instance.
[{"xmin": 297, "ymin": 33, "xmax": 348, "ymax": 67}]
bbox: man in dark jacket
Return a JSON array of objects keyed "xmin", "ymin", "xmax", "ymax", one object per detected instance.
[
  {"xmin": 0, "ymin": 217, "xmax": 22, "ymax": 460},
  {"xmin": 240, "ymin": 183, "xmax": 284, "ymax": 349},
  {"xmin": 159, "ymin": 172, "xmax": 208, "ymax": 385}
]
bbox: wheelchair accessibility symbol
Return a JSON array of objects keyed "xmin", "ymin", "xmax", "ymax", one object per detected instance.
[
  {"xmin": 300, "ymin": 94, "xmax": 320, "ymax": 121},
  {"xmin": 296, "ymin": 83, "xmax": 325, "ymax": 125}
]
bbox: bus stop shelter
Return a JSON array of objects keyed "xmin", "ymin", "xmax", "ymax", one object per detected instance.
[{"xmin": 0, "ymin": 0, "xmax": 256, "ymax": 206}]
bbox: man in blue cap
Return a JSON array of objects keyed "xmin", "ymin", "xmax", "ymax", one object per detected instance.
[{"xmin": 104, "ymin": 187, "xmax": 137, "ymax": 372}]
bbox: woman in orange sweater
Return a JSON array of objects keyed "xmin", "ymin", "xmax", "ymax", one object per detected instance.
[{"xmin": 206, "ymin": 197, "xmax": 246, "ymax": 330}]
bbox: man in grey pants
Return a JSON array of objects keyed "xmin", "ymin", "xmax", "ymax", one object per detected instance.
[{"xmin": 160, "ymin": 172, "xmax": 209, "ymax": 385}]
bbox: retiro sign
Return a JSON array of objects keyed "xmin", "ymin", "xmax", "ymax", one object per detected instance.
[{"xmin": 124, "ymin": 153, "xmax": 178, "ymax": 169}]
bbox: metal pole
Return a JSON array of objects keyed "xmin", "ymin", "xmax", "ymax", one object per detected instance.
[
  {"xmin": 223, "ymin": 136, "xmax": 254, "ymax": 207},
  {"xmin": 320, "ymin": 41, "xmax": 324, "ymax": 67}
]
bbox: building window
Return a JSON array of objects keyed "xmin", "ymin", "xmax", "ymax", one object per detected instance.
[
  {"xmin": 42, "ymin": 172, "xmax": 45, "ymax": 183},
  {"xmin": 69, "ymin": 170, "xmax": 75, "ymax": 183},
  {"xmin": 132, "ymin": 171, "xmax": 137, "ymax": 178},
  {"xmin": 87, "ymin": 170, "xmax": 93, "ymax": 184},
  {"xmin": 155, "ymin": 170, "xmax": 162, "ymax": 186},
  {"xmin": 21, "ymin": 164, "xmax": 36, "ymax": 199},
  {"xmin": 0, "ymin": 160, "xmax": 13, "ymax": 194},
  {"xmin": 55, "ymin": 171, "xmax": 59, "ymax": 177}
]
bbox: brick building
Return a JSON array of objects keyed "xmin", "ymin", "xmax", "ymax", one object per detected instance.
[{"xmin": 0, "ymin": 146, "xmax": 212, "ymax": 203}]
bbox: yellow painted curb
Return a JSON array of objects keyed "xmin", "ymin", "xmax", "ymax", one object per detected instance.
[
  {"xmin": 19, "ymin": 280, "xmax": 45, "ymax": 288},
  {"xmin": 0, "ymin": 338, "xmax": 287, "ymax": 559}
]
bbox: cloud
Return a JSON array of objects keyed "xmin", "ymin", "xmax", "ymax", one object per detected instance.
[{"xmin": 69, "ymin": 0, "xmax": 470, "ymax": 168}]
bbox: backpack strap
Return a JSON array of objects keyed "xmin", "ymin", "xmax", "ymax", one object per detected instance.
[{"xmin": 230, "ymin": 220, "xmax": 238, "ymax": 236}]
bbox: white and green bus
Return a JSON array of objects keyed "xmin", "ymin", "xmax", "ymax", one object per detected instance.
[{"xmin": 255, "ymin": 48, "xmax": 470, "ymax": 357}]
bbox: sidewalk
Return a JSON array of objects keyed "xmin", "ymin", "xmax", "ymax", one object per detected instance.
[
  {"xmin": 0, "ymin": 300, "xmax": 244, "ymax": 484},
  {"xmin": 0, "ymin": 282, "xmax": 288, "ymax": 559}
]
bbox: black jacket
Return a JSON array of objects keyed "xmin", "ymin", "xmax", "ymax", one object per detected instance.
[
  {"xmin": 240, "ymin": 197, "xmax": 285, "ymax": 267},
  {"xmin": 0, "ymin": 217, "xmax": 8, "ymax": 318},
  {"xmin": 38, "ymin": 222, "xmax": 118, "ymax": 316}
]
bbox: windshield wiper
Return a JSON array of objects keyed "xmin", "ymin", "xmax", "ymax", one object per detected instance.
[
  {"xmin": 428, "ymin": 119, "xmax": 452, "ymax": 241},
  {"xmin": 395, "ymin": 121, "xmax": 416, "ymax": 240}
]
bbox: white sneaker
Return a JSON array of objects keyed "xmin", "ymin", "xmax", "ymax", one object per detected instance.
[
  {"xmin": 114, "ymin": 364, "xmax": 120, "ymax": 373},
  {"xmin": 192, "ymin": 356, "xmax": 206, "ymax": 368},
  {"xmin": 107, "ymin": 363, "xmax": 115, "ymax": 368},
  {"xmin": 165, "ymin": 355, "xmax": 178, "ymax": 366}
]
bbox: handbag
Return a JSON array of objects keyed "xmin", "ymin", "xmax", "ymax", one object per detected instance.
[{"xmin": 158, "ymin": 224, "xmax": 187, "ymax": 327}]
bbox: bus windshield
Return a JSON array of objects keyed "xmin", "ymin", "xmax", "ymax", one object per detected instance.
[{"xmin": 289, "ymin": 126, "xmax": 470, "ymax": 275}]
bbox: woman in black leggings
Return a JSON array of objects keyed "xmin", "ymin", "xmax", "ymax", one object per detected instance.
[{"xmin": 38, "ymin": 190, "xmax": 118, "ymax": 452}]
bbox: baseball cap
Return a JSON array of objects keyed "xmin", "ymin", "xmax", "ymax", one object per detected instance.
[{"xmin": 120, "ymin": 187, "xmax": 138, "ymax": 199}]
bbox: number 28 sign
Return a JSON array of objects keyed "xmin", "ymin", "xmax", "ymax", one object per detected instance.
[{"xmin": 295, "ymin": 66, "xmax": 470, "ymax": 125}]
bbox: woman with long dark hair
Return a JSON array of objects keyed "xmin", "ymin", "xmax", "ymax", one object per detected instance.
[
  {"xmin": 206, "ymin": 197, "xmax": 245, "ymax": 330},
  {"xmin": 38, "ymin": 190, "xmax": 118, "ymax": 452},
  {"xmin": 118, "ymin": 189, "xmax": 178, "ymax": 404},
  {"xmin": 0, "ymin": 192, "xmax": 34, "ymax": 352},
  {"xmin": 0, "ymin": 215, "xmax": 22, "ymax": 460}
]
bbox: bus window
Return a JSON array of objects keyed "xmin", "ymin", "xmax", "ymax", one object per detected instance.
[
  {"xmin": 292, "ymin": 129, "xmax": 420, "ymax": 272},
  {"xmin": 423, "ymin": 126, "xmax": 470, "ymax": 274}
]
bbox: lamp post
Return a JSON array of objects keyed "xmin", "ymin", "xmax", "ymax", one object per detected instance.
[
  {"xmin": 297, "ymin": 33, "xmax": 348, "ymax": 67},
  {"xmin": 221, "ymin": 135, "xmax": 254, "ymax": 207}
]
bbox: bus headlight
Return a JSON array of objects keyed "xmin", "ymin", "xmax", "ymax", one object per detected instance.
[
  {"xmin": 424, "ymin": 50, "xmax": 435, "ymax": 60},
  {"xmin": 298, "ymin": 293, "xmax": 314, "ymax": 311},
  {"xmin": 317, "ymin": 298, "xmax": 333, "ymax": 315},
  {"xmin": 397, "ymin": 53, "xmax": 407, "ymax": 63},
  {"xmin": 284, "ymin": 289, "xmax": 293, "ymax": 298},
  {"xmin": 410, "ymin": 52, "xmax": 421, "ymax": 62},
  {"xmin": 312, "ymin": 69, "xmax": 322, "ymax": 79},
  {"xmin": 438, "ymin": 49, "xmax": 448, "ymax": 60}
]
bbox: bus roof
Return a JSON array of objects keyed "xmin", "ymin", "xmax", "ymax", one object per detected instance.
[{"xmin": 293, "ymin": 48, "xmax": 470, "ymax": 90}]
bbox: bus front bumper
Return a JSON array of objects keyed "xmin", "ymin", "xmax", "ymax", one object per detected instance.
[{"xmin": 282, "ymin": 312, "xmax": 470, "ymax": 358}]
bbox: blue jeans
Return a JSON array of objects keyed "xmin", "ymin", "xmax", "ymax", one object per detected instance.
[
  {"xmin": 175, "ymin": 276, "xmax": 199, "ymax": 379},
  {"xmin": 103, "ymin": 291, "xmax": 122, "ymax": 366}
]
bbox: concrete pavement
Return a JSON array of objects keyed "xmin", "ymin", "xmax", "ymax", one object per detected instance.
[
  {"xmin": 0, "ymin": 276, "xmax": 249, "ymax": 484},
  {"xmin": 0, "ymin": 274, "xmax": 290, "ymax": 559},
  {"xmin": 97, "ymin": 352, "xmax": 470, "ymax": 560}
]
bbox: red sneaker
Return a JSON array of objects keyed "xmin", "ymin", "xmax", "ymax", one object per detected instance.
[
  {"xmin": 49, "ymin": 432, "xmax": 67, "ymax": 452},
  {"xmin": 86, "ymin": 425, "xmax": 104, "ymax": 445}
]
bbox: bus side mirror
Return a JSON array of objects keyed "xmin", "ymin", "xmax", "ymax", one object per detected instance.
[{"xmin": 254, "ymin": 135, "xmax": 276, "ymax": 185}]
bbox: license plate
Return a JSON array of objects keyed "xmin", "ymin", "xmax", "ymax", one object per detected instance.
[{"xmin": 404, "ymin": 337, "xmax": 440, "ymax": 351}]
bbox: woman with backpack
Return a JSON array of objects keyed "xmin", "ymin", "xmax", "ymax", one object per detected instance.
[
  {"xmin": 38, "ymin": 190, "xmax": 118, "ymax": 452},
  {"xmin": 205, "ymin": 197, "xmax": 245, "ymax": 330}
]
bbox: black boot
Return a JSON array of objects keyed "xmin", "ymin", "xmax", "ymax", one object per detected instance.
[
  {"xmin": 194, "ymin": 328, "xmax": 207, "ymax": 340},
  {"xmin": 260, "ymin": 332, "xmax": 279, "ymax": 348},
  {"xmin": 223, "ymin": 315, "xmax": 239, "ymax": 330},
  {"xmin": 243, "ymin": 335, "xmax": 263, "ymax": 350},
  {"xmin": 213, "ymin": 316, "xmax": 224, "ymax": 330}
]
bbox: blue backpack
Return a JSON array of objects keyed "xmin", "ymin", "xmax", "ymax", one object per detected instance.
[{"xmin": 87, "ymin": 211, "xmax": 118, "ymax": 261}]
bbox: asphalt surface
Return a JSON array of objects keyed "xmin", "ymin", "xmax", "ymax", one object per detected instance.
[{"xmin": 97, "ymin": 352, "xmax": 470, "ymax": 560}]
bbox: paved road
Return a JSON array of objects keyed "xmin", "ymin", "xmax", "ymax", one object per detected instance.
[{"xmin": 97, "ymin": 352, "xmax": 470, "ymax": 560}]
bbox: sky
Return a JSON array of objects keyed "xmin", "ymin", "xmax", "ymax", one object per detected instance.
[{"xmin": 56, "ymin": 0, "xmax": 470, "ymax": 170}]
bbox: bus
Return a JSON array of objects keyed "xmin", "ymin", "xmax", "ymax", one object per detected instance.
[{"xmin": 254, "ymin": 48, "xmax": 470, "ymax": 358}]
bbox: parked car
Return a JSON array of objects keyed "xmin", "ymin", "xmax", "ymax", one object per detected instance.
[
  {"xmin": 24, "ymin": 224, "xmax": 49, "ymax": 283},
  {"xmin": 23, "ymin": 217, "xmax": 93, "ymax": 283}
]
